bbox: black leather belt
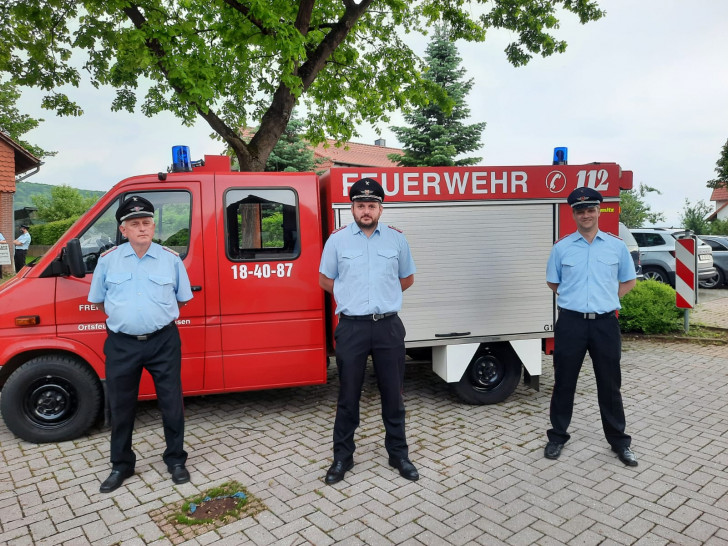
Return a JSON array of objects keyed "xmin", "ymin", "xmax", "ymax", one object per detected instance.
[
  {"xmin": 558, "ymin": 307, "xmax": 615, "ymax": 320},
  {"xmin": 340, "ymin": 312, "xmax": 397, "ymax": 321},
  {"xmin": 110, "ymin": 321, "xmax": 175, "ymax": 341}
]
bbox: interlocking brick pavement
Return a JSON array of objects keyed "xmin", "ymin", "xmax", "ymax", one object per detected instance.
[
  {"xmin": 1, "ymin": 292, "xmax": 727, "ymax": 545},
  {"xmin": 691, "ymin": 288, "xmax": 728, "ymax": 329}
]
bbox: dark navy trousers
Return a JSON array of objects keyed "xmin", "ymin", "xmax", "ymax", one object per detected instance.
[
  {"xmin": 104, "ymin": 324, "xmax": 187, "ymax": 472},
  {"xmin": 332, "ymin": 314, "xmax": 409, "ymax": 461},
  {"xmin": 548, "ymin": 310, "xmax": 631, "ymax": 449}
]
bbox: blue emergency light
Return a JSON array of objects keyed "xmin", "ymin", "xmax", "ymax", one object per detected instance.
[
  {"xmin": 171, "ymin": 146, "xmax": 205, "ymax": 172},
  {"xmin": 172, "ymin": 145, "xmax": 192, "ymax": 172},
  {"xmin": 553, "ymin": 147, "xmax": 568, "ymax": 165}
]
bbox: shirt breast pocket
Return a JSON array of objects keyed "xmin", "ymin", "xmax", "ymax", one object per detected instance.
[
  {"xmin": 148, "ymin": 274, "xmax": 175, "ymax": 304},
  {"xmin": 376, "ymin": 248, "xmax": 398, "ymax": 277},
  {"xmin": 340, "ymin": 248, "xmax": 364, "ymax": 276},
  {"xmin": 560, "ymin": 257, "xmax": 578, "ymax": 284},
  {"xmin": 597, "ymin": 255, "xmax": 619, "ymax": 281},
  {"xmin": 106, "ymin": 272, "xmax": 132, "ymax": 288}
]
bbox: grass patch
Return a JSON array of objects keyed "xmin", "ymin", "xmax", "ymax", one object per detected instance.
[{"xmin": 148, "ymin": 481, "xmax": 266, "ymax": 544}]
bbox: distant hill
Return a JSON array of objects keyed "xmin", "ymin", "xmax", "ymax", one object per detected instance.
[{"xmin": 14, "ymin": 181, "xmax": 106, "ymax": 211}]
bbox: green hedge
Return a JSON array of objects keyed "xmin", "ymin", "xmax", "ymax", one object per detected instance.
[
  {"xmin": 28, "ymin": 217, "xmax": 79, "ymax": 246},
  {"xmin": 619, "ymin": 279, "xmax": 684, "ymax": 334}
]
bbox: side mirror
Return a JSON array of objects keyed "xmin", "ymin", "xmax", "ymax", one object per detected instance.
[{"xmin": 64, "ymin": 238, "xmax": 86, "ymax": 278}]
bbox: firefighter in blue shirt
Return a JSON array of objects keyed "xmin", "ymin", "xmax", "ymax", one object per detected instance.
[
  {"xmin": 544, "ymin": 187, "xmax": 638, "ymax": 466},
  {"xmin": 13, "ymin": 224, "xmax": 31, "ymax": 273},
  {"xmin": 88, "ymin": 196, "xmax": 194, "ymax": 492},
  {"xmin": 319, "ymin": 177, "xmax": 418, "ymax": 484}
]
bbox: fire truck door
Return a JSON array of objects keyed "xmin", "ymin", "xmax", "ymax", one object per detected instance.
[{"xmin": 214, "ymin": 174, "xmax": 327, "ymax": 390}]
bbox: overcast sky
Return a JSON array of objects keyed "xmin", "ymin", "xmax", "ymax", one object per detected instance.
[{"xmin": 16, "ymin": 0, "xmax": 728, "ymax": 226}]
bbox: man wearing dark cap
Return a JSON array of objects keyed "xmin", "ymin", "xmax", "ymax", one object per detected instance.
[
  {"xmin": 88, "ymin": 195, "xmax": 194, "ymax": 492},
  {"xmin": 544, "ymin": 187, "xmax": 638, "ymax": 466},
  {"xmin": 13, "ymin": 224, "xmax": 31, "ymax": 273},
  {"xmin": 319, "ymin": 177, "xmax": 418, "ymax": 484}
]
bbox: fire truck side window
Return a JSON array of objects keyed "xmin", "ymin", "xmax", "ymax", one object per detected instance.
[
  {"xmin": 224, "ymin": 188, "xmax": 299, "ymax": 261},
  {"xmin": 78, "ymin": 191, "xmax": 191, "ymax": 273}
]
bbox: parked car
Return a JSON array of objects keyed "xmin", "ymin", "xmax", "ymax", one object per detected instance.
[
  {"xmin": 630, "ymin": 228, "xmax": 716, "ymax": 287},
  {"xmin": 697, "ymin": 235, "xmax": 728, "ymax": 288},
  {"xmin": 618, "ymin": 222, "xmax": 644, "ymax": 280}
]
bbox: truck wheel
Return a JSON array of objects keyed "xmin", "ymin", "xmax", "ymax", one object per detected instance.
[
  {"xmin": 0, "ymin": 356, "xmax": 102, "ymax": 443},
  {"xmin": 452, "ymin": 343, "xmax": 522, "ymax": 405},
  {"xmin": 642, "ymin": 266, "xmax": 670, "ymax": 285}
]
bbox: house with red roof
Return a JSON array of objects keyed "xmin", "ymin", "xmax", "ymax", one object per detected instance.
[
  {"xmin": 0, "ymin": 131, "xmax": 42, "ymax": 274},
  {"xmin": 708, "ymin": 186, "xmax": 728, "ymax": 221},
  {"xmin": 312, "ymin": 138, "xmax": 403, "ymax": 169}
]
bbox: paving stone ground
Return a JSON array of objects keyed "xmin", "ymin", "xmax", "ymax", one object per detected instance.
[{"xmin": 1, "ymin": 289, "xmax": 727, "ymax": 545}]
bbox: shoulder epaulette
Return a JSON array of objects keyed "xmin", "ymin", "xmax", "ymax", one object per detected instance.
[
  {"xmin": 553, "ymin": 234, "xmax": 569, "ymax": 245},
  {"xmin": 605, "ymin": 231, "xmax": 623, "ymax": 240},
  {"xmin": 388, "ymin": 225, "xmax": 403, "ymax": 233},
  {"xmin": 162, "ymin": 246, "xmax": 180, "ymax": 256},
  {"xmin": 100, "ymin": 246, "xmax": 118, "ymax": 257},
  {"xmin": 331, "ymin": 224, "xmax": 347, "ymax": 235}
]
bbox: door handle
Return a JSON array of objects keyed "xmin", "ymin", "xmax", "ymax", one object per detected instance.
[{"xmin": 191, "ymin": 286, "xmax": 202, "ymax": 292}]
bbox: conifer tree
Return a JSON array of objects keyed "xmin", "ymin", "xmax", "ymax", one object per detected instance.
[{"xmin": 389, "ymin": 26, "xmax": 486, "ymax": 167}]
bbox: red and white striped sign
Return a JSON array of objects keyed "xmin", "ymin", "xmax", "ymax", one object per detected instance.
[{"xmin": 675, "ymin": 238, "xmax": 697, "ymax": 308}]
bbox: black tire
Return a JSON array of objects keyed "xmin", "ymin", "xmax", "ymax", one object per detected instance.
[
  {"xmin": 699, "ymin": 268, "xmax": 725, "ymax": 289},
  {"xmin": 642, "ymin": 266, "xmax": 670, "ymax": 285},
  {"xmin": 451, "ymin": 343, "xmax": 522, "ymax": 405},
  {"xmin": 0, "ymin": 356, "xmax": 102, "ymax": 443}
]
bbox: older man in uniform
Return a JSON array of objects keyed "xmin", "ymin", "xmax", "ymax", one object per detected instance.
[
  {"xmin": 13, "ymin": 224, "xmax": 31, "ymax": 273},
  {"xmin": 89, "ymin": 196, "xmax": 193, "ymax": 492},
  {"xmin": 319, "ymin": 177, "xmax": 418, "ymax": 484},
  {"xmin": 544, "ymin": 187, "xmax": 638, "ymax": 466}
]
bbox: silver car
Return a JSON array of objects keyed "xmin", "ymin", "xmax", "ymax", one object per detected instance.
[
  {"xmin": 630, "ymin": 228, "xmax": 716, "ymax": 287},
  {"xmin": 618, "ymin": 222, "xmax": 644, "ymax": 280},
  {"xmin": 698, "ymin": 235, "xmax": 728, "ymax": 288}
]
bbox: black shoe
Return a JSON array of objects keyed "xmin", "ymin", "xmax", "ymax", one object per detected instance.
[
  {"xmin": 325, "ymin": 458, "xmax": 354, "ymax": 485},
  {"xmin": 99, "ymin": 468, "xmax": 134, "ymax": 493},
  {"xmin": 388, "ymin": 457, "xmax": 419, "ymax": 481},
  {"xmin": 544, "ymin": 441, "xmax": 564, "ymax": 460},
  {"xmin": 612, "ymin": 446, "xmax": 638, "ymax": 467},
  {"xmin": 170, "ymin": 464, "xmax": 191, "ymax": 484}
]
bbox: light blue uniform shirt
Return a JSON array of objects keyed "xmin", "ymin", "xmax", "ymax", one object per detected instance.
[
  {"xmin": 15, "ymin": 232, "xmax": 31, "ymax": 250},
  {"xmin": 0, "ymin": 232, "xmax": 5, "ymax": 242},
  {"xmin": 319, "ymin": 222, "xmax": 416, "ymax": 316},
  {"xmin": 546, "ymin": 230, "xmax": 636, "ymax": 314},
  {"xmin": 88, "ymin": 242, "xmax": 193, "ymax": 335}
]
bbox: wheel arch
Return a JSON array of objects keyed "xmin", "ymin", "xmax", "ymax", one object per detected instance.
[{"xmin": 0, "ymin": 341, "xmax": 103, "ymax": 389}]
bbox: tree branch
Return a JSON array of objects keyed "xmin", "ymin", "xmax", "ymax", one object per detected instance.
[
  {"xmin": 122, "ymin": 4, "xmax": 251, "ymax": 165},
  {"xmin": 221, "ymin": 0, "xmax": 274, "ymax": 35}
]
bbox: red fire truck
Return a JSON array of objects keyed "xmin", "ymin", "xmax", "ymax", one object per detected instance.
[{"xmin": 0, "ymin": 149, "xmax": 632, "ymax": 443}]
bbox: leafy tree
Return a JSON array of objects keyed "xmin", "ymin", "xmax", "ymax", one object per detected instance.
[
  {"xmin": 265, "ymin": 119, "xmax": 317, "ymax": 173},
  {"xmin": 680, "ymin": 199, "xmax": 712, "ymax": 235},
  {"xmin": 619, "ymin": 184, "xmax": 665, "ymax": 228},
  {"xmin": 0, "ymin": 80, "xmax": 54, "ymax": 159},
  {"xmin": 32, "ymin": 185, "xmax": 99, "ymax": 222},
  {"xmin": 389, "ymin": 25, "xmax": 486, "ymax": 167},
  {"xmin": 708, "ymin": 218, "xmax": 728, "ymax": 235},
  {"xmin": 707, "ymin": 138, "xmax": 728, "ymax": 190},
  {"xmin": 262, "ymin": 117, "xmax": 319, "ymax": 172},
  {"xmin": 0, "ymin": 0, "xmax": 604, "ymax": 172},
  {"xmin": 229, "ymin": 118, "xmax": 319, "ymax": 172}
]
